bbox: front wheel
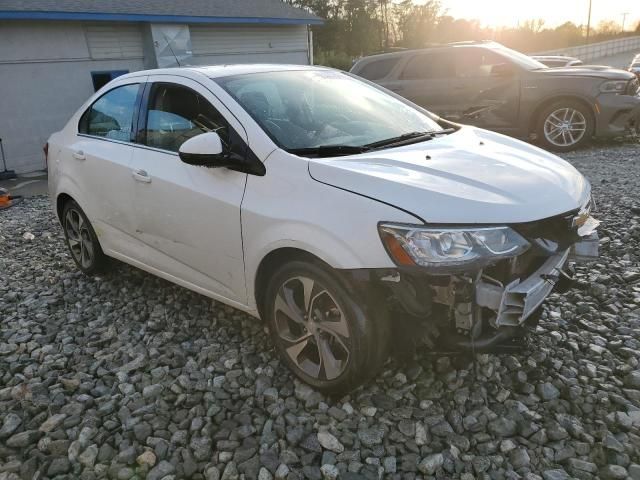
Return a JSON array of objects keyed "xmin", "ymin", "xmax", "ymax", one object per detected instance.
[
  {"xmin": 264, "ymin": 261, "xmax": 389, "ymax": 395},
  {"xmin": 536, "ymin": 100, "xmax": 594, "ymax": 152}
]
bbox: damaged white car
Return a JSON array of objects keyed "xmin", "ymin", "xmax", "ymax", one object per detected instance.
[{"xmin": 47, "ymin": 65, "xmax": 599, "ymax": 394}]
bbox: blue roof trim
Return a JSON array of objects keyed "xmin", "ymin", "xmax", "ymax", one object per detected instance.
[{"xmin": 0, "ymin": 11, "xmax": 324, "ymax": 25}]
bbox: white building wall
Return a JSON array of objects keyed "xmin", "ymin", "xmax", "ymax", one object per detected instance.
[
  {"xmin": 0, "ymin": 20, "xmax": 311, "ymax": 173},
  {"xmin": 190, "ymin": 25, "xmax": 310, "ymax": 65},
  {"xmin": 85, "ymin": 23, "xmax": 145, "ymax": 59},
  {"xmin": 0, "ymin": 21, "xmax": 145, "ymax": 173}
]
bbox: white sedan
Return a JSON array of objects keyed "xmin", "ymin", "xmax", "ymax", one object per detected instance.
[{"xmin": 47, "ymin": 65, "xmax": 598, "ymax": 393}]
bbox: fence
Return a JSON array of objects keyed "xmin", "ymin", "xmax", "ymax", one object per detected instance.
[{"xmin": 536, "ymin": 36, "xmax": 640, "ymax": 62}]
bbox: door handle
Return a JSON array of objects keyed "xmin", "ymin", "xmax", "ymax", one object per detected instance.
[
  {"xmin": 132, "ymin": 169, "xmax": 152, "ymax": 183},
  {"xmin": 72, "ymin": 150, "xmax": 85, "ymax": 160}
]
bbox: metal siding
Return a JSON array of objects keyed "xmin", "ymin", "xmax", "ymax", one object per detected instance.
[
  {"xmin": 0, "ymin": 0, "xmax": 323, "ymax": 23},
  {"xmin": 86, "ymin": 23, "xmax": 144, "ymax": 59},
  {"xmin": 190, "ymin": 25, "xmax": 308, "ymax": 57},
  {"xmin": 0, "ymin": 57, "xmax": 146, "ymax": 173}
]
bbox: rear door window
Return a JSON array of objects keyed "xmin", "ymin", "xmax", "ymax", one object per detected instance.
[
  {"xmin": 400, "ymin": 52, "xmax": 455, "ymax": 80},
  {"xmin": 455, "ymin": 48, "xmax": 509, "ymax": 78},
  {"xmin": 79, "ymin": 84, "xmax": 140, "ymax": 141},
  {"xmin": 356, "ymin": 58, "xmax": 401, "ymax": 80}
]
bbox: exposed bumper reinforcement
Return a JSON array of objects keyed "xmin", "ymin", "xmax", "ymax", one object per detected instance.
[{"xmin": 476, "ymin": 249, "xmax": 570, "ymax": 327}]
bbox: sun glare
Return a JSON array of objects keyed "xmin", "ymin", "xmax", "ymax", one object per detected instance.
[{"xmin": 437, "ymin": 0, "xmax": 637, "ymax": 29}]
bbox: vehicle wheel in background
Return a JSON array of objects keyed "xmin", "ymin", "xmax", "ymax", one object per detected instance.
[
  {"xmin": 536, "ymin": 100, "xmax": 594, "ymax": 152},
  {"xmin": 264, "ymin": 260, "xmax": 389, "ymax": 395},
  {"xmin": 61, "ymin": 200, "xmax": 109, "ymax": 275}
]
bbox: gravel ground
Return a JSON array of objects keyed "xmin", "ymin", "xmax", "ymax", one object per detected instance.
[{"xmin": 1, "ymin": 140, "xmax": 640, "ymax": 480}]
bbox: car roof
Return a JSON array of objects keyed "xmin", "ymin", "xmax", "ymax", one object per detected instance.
[
  {"xmin": 353, "ymin": 41, "xmax": 501, "ymax": 62},
  {"xmin": 118, "ymin": 64, "xmax": 333, "ymax": 81},
  {"xmin": 531, "ymin": 55, "xmax": 579, "ymax": 61}
]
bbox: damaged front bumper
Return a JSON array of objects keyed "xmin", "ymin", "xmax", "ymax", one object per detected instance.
[
  {"xmin": 475, "ymin": 248, "xmax": 571, "ymax": 328},
  {"xmin": 348, "ymin": 217, "xmax": 600, "ymax": 354},
  {"xmin": 595, "ymin": 91, "xmax": 640, "ymax": 137},
  {"xmin": 474, "ymin": 229, "xmax": 598, "ymax": 329}
]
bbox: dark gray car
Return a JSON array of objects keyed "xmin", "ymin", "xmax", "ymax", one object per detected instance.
[{"xmin": 351, "ymin": 41, "xmax": 640, "ymax": 151}]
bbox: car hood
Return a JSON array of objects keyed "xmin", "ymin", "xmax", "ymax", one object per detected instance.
[
  {"xmin": 307, "ymin": 127, "xmax": 590, "ymax": 224},
  {"xmin": 536, "ymin": 65, "xmax": 635, "ymax": 80}
]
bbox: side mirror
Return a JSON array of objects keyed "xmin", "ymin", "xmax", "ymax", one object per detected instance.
[
  {"xmin": 178, "ymin": 132, "xmax": 237, "ymax": 168},
  {"xmin": 490, "ymin": 63, "xmax": 515, "ymax": 77}
]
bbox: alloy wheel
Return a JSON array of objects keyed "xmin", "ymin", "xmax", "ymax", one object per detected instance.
[
  {"xmin": 543, "ymin": 107, "xmax": 587, "ymax": 148},
  {"xmin": 64, "ymin": 208, "xmax": 94, "ymax": 269},
  {"xmin": 273, "ymin": 276, "xmax": 350, "ymax": 381}
]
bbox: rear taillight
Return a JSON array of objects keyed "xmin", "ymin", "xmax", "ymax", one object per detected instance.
[{"xmin": 43, "ymin": 142, "xmax": 49, "ymax": 167}]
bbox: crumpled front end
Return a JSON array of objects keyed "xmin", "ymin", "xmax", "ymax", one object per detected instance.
[
  {"xmin": 595, "ymin": 77, "xmax": 640, "ymax": 137},
  {"xmin": 351, "ymin": 201, "xmax": 600, "ymax": 354}
]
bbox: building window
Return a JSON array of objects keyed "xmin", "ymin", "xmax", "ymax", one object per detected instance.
[{"xmin": 91, "ymin": 70, "xmax": 129, "ymax": 92}]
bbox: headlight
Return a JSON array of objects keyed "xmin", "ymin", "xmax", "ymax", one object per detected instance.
[
  {"xmin": 378, "ymin": 224, "xmax": 530, "ymax": 271},
  {"xmin": 599, "ymin": 80, "xmax": 627, "ymax": 94}
]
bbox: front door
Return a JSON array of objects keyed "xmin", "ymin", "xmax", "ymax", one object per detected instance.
[
  {"xmin": 129, "ymin": 76, "xmax": 249, "ymax": 305},
  {"xmin": 450, "ymin": 47, "xmax": 520, "ymax": 131},
  {"xmin": 381, "ymin": 51, "xmax": 457, "ymax": 117}
]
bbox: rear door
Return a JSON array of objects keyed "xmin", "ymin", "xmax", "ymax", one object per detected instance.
[
  {"xmin": 68, "ymin": 79, "xmax": 145, "ymax": 256},
  {"xmin": 450, "ymin": 47, "xmax": 520, "ymax": 130},
  {"xmin": 129, "ymin": 75, "xmax": 249, "ymax": 304},
  {"xmin": 382, "ymin": 51, "xmax": 457, "ymax": 116}
]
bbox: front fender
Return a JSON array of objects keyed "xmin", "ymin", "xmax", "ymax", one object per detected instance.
[
  {"xmin": 246, "ymin": 221, "xmax": 375, "ymax": 285},
  {"xmin": 241, "ymin": 150, "xmax": 420, "ymax": 310}
]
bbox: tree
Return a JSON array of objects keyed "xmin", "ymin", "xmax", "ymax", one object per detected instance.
[
  {"xmin": 281, "ymin": 0, "xmax": 633, "ymax": 69},
  {"xmin": 595, "ymin": 20, "xmax": 620, "ymax": 36},
  {"xmin": 395, "ymin": 0, "xmax": 443, "ymax": 48}
]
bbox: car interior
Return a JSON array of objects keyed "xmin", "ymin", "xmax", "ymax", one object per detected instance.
[{"xmin": 145, "ymin": 84, "xmax": 229, "ymax": 153}]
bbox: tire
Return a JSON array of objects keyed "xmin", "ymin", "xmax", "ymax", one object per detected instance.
[
  {"xmin": 536, "ymin": 100, "xmax": 594, "ymax": 152},
  {"xmin": 264, "ymin": 260, "xmax": 389, "ymax": 395},
  {"xmin": 61, "ymin": 200, "xmax": 109, "ymax": 275}
]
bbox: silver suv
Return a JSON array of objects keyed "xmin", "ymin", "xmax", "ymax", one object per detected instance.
[{"xmin": 351, "ymin": 41, "xmax": 640, "ymax": 151}]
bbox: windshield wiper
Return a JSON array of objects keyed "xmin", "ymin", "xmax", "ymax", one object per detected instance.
[
  {"xmin": 288, "ymin": 145, "xmax": 370, "ymax": 158},
  {"xmin": 287, "ymin": 128, "xmax": 456, "ymax": 158},
  {"xmin": 364, "ymin": 129, "xmax": 455, "ymax": 149}
]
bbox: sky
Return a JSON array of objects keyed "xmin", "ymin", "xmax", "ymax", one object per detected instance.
[{"xmin": 434, "ymin": 0, "xmax": 639, "ymax": 29}]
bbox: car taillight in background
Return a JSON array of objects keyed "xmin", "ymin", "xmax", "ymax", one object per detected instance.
[{"xmin": 43, "ymin": 142, "xmax": 49, "ymax": 167}]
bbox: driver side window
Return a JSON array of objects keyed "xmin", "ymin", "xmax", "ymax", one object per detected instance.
[
  {"xmin": 144, "ymin": 83, "xmax": 231, "ymax": 153},
  {"xmin": 455, "ymin": 48, "xmax": 508, "ymax": 78}
]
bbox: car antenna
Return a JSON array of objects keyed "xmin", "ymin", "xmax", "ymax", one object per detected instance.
[{"xmin": 162, "ymin": 33, "xmax": 182, "ymax": 67}]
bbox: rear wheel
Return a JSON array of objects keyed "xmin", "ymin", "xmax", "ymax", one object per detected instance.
[
  {"xmin": 536, "ymin": 100, "xmax": 594, "ymax": 152},
  {"xmin": 264, "ymin": 260, "xmax": 388, "ymax": 395},
  {"xmin": 62, "ymin": 200, "xmax": 109, "ymax": 275}
]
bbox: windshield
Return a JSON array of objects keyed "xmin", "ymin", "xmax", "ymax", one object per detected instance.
[
  {"xmin": 492, "ymin": 44, "xmax": 548, "ymax": 70},
  {"xmin": 214, "ymin": 70, "xmax": 442, "ymax": 152}
]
